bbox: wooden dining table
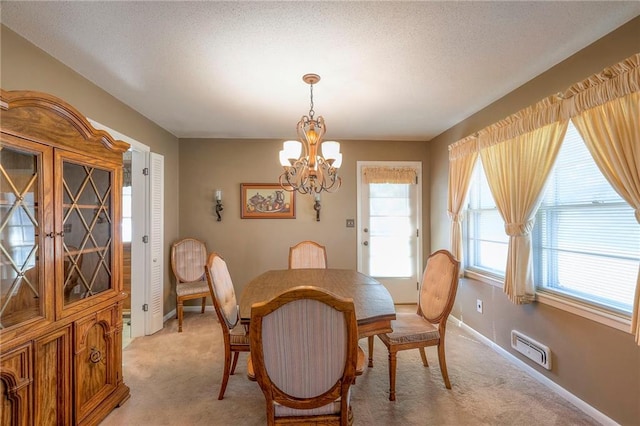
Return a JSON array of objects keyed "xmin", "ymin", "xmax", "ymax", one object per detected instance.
[{"xmin": 239, "ymin": 268, "xmax": 396, "ymax": 339}]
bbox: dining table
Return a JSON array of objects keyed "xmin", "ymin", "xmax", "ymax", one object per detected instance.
[{"xmin": 239, "ymin": 268, "xmax": 396, "ymax": 339}]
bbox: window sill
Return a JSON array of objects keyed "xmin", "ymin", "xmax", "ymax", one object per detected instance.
[
  {"xmin": 465, "ymin": 270, "xmax": 503, "ymax": 288},
  {"xmin": 463, "ymin": 270, "xmax": 632, "ymax": 333},
  {"xmin": 535, "ymin": 291, "xmax": 631, "ymax": 333}
]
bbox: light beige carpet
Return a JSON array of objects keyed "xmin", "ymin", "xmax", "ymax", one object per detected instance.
[{"xmin": 102, "ymin": 306, "xmax": 597, "ymax": 425}]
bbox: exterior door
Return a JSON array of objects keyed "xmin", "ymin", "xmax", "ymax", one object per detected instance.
[{"xmin": 357, "ymin": 161, "xmax": 422, "ymax": 303}]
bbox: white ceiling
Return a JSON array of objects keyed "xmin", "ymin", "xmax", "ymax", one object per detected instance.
[{"xmin": 2, "ymin": 1, "xmax": 639, "ymax": 141}]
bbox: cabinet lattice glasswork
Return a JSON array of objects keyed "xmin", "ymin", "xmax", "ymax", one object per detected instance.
[
  {"xmin": 62, "ymin": 159, "xmax": 113, "ymax": 305},
  {"xmin": 0, "ymin": 90, "xmax": 130, "ymax": 425},
  {"xmin": 0, "ymin": 147, "xmax": 41, "ymax": 328}
]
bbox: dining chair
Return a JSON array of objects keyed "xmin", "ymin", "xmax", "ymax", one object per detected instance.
[
  {"xmin": 249, "ymin": 286, "xmax": 362, "ymax": 425},
  {"xmin": 170, "ymin": 237, "xmax": 210, "ymax": 332},
  {"xmin": 368, "ymin": 249, "xmax": 460, "ymax": 401},
  {"xmin": 288, "ymin": 240, "xmax": 327, "ymax": 269},
  {"xmin": 205, "ymin": 252, "xmax": 250, "ymax": 400}
]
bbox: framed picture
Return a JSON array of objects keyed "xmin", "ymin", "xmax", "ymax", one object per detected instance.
[{"xmin": 240, "ymin": 183, "xmax": 296, "ymax": 219}]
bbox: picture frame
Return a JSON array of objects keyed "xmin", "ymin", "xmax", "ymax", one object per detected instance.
[{"xmin": 240, "ymin": 183, "xmax": 296, "ymax": 219}]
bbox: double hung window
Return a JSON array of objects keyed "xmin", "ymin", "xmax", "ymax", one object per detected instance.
[{"xmin": 466, "ymin": 121, "xmax": 639, "ymax": 315}]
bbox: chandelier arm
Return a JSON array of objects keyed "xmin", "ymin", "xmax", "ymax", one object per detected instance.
[{"xmin": 279, "ymin": 172, "xmax": 295, "ymax": 192}]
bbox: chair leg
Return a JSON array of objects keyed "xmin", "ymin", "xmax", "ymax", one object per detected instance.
[
  {"xmin": 177, "ymin": 300, "xmax": 184, "ymax": 332},
  {"xmin": 367, "ymin": 336, "xmax": 374, "ymax": 368},
  {"xmin": 200, "ymin": 296, "xmax": 206, "ymax": 314},
  {"xmin": 437, "ymin": 340, "xmax": 452, "ymax": 389},
  {"xmin": 388, "ymin": 349, "xmax": 397, "ymax": 401},
  {"xmin": 230, "ymin": 351, "xmax": 240, "ymax": 375},
  {"xmin": 419, "ymin": 347, "xmax": 429, "ymax": 367},
  {"xmin": 218, "ymin": 348, "xmax": 232, "ymax": 400}
]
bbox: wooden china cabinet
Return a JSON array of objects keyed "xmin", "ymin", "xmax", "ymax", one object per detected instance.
[{"xmin": 0, "ymin": 90, "xmax": 130, "ymax": 425}]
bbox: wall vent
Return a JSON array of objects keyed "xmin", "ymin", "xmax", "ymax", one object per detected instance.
[{"xmin": 511, "ymin": 330, "xmax": 551, "ymax": 370}]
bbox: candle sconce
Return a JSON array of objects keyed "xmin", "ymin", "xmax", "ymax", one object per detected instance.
[
  {"xmin": 215, "ymin": 189, "xmax": 224, "ymax": 222},
  {"xmin": 313, "ymin": 194, "xmax": 321, "ymax": 222}
]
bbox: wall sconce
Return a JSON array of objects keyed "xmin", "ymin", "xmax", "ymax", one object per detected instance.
[
  {"xmin": 215, "ymin": 189, "xmax": 224, "ymax": 222},
  {"xmin": 313, "ymin": 193, "xmax": 321, "ymax": 222}
]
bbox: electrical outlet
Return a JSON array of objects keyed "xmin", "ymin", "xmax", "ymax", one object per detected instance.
[
  {"xmin": 346, "ymin": 219, "xmax": 355, "ymax": 228},
  {"xmin": 476, "ymin": 299, "xmax": 483, "ymax": 314}
]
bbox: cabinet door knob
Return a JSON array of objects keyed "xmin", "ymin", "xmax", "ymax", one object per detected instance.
[
  {"xmin": 89, "ymin": 347, "xmax": 103, "ymax": 364},
  {"xmin": 45, "ymin": 232, "xmax": 55, "ymax": 238}
]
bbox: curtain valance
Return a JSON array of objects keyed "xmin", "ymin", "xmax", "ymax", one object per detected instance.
[
  {"xmin": 362, "ymin": 166, "xmax": 418, "ymax": 184},
  {"xmin": 448, "ymin": 135, "xmax": 478, "ymax": 160},
  {"xmin": 562, "ymin": 53, "xmax": 640, "ymax": 116}
]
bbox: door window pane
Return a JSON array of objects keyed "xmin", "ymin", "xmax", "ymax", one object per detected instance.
[{"xmin": 369, "ymin": 184, "xmax": 413, "ymax": 277}]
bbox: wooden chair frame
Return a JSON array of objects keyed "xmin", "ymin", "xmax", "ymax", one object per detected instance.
[
  {"xmin": 170, "ymin": 237, "xmax": 209, "ymax": 332},
  {"xmin": 288, "ymin": 240, "xmax": 327, "ymax": 269},
  {"xmin": 205, "ymin": 252, "xmax": 250, "ymax": 400},
  {"xmin": 250, "ymin": 286, "xmax": 359, "ymax": 425},
  {"xmin": 368, "ymin": 249, "xmax": 460, "ymax": 401}
]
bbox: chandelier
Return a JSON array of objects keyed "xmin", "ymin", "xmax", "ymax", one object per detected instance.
[{"xmin": 279, "ymin": 74, "xmax": 342, "ymax": 194}]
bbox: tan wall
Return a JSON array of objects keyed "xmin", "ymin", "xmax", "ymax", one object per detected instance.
[
  {"xmin": 428, "ymin": 16, "xmax": 640, "ymax": 424},
  {"xmin": 178, "ymin": 138, "xmax": 428, "ymax": 296},
  {"xmin": 1, "ymin": 25, "xmax": 181, "ymax": 315},
  {"xmin": 4, "ymin": 14, "xmax": 639, "ymax": 423}
]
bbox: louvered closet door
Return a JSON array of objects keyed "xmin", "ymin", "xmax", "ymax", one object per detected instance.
[{"xmin": 146, "ymin": 152, "xmax": 164, "ymax": 335}]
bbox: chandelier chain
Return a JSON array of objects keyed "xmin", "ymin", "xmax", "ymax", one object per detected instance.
[{"xmin": 308, "ymin": 83, "xmax": 315, "ymax": 119}]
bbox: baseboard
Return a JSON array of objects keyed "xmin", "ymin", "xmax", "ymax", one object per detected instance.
[
  {"xmin": 449, "ymin": 315, "xmax": 618, "ymax": 426},
  {"xmin": 163, "ymin": 306, "xmax": 215, "ymax": 324},
  {"xmin": 163, "ymin": 309, "xmax": 175, "ymax": 323}
]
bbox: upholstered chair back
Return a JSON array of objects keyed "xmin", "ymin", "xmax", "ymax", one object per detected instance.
[
  {"xmin": 171, "ymin": 238, "xmax": 207, "ymax": 283},
  {"xmin": 250, "ymin": 286, "xmax": 358, "ymax": 424},
  {"xmin": 207, "ymin": 253, "xmax": 239, "ymax": 329},
  {"xmin": 288, "ymin": 240, "xmax": 327, "ymax": 269},
  {"xmin": 419, "ymin": 250, "xmax": 460, "ymax": 324}
]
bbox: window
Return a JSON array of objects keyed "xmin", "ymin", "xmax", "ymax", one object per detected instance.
[
  {"xmin": 466, "ymin": 162, "xmax": 508, "ymax": 278},
  {"xmin": 368, "ymin": 183, "xmax": 414, "ymax": 277},
  {"xmin": 466, "ymin": 121, "xmax": 639, "ymax": 315},
  {"xmin": 121, "ymin": 185, "xmax": 132, "ymax": 243}
]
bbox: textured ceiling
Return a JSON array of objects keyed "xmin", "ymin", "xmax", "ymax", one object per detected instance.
[{"xmin": 1, "ymin": 1, "xmax": 639, "ymax": 141}]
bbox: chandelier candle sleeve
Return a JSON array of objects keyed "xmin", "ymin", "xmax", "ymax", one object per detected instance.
[
  {"xmin": 279, "ymin": 73, "xmax": 342, "ymax": 194},
  {"xmin": 215, "ymin": 189, "xmax": 224, "ymax": 221}
]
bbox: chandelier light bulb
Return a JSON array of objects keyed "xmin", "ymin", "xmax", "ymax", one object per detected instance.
[
  {"xmin": 279, "ymin": 150, "xmax": 289, "ymax": 167},
  {"xmin": 332, "ymin": 153, "xmax": 343, "ymax": 169},
  {"xmin": 321, "ymin": 141, "xmax": 341, "ymax": 162},
  {"xmin": 283, "ymin": 140, "xmax": 302, "ymax": 160}
]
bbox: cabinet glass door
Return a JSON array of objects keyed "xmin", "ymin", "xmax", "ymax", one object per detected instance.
[
  {"xmin": 0, "ymin": 146, "xmax": 41, "ymax": 328},
  {"xmin": 62, "ymin": 161, "xmax": 113, "ymax": 305}
]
